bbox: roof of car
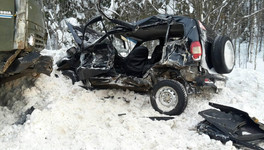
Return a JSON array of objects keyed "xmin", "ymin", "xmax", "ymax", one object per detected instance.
[
  {"xmin": 117, "ymin": 15, "xmax": 199, "ymax": 42},
  {"xmin": 134, "ymin": 14, "xmax": 191, "ymax": 26}
]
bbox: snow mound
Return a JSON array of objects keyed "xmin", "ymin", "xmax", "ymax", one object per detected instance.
[{"xmin": 0, "ymin": 49, "xmax": 263, "ymax": 149}]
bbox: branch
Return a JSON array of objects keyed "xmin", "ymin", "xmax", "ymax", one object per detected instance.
[
  {"xmin": 100, "ymin": 5, "xmax": 120, "ymax": 17},
  {"xmin": 147, "ymin": 0, "xmax": 160, "ymax": 14},
  {"xmin": 212, "ymin": 0, "xmax": 230, "ymax": 30},
  {"xmin": 203, "ymin": 2, "xmax": 226, "ymax": 22},
  {"xmin": 230, "ymin": 0, "xmax": 246, "ymax": 19},
  {"xmin": 167, "ymin": 2, "xmax": 175, "ymax": 14},
  {"xmin": 228, "ymin": 7, "xmax": 264, "ymax": 36},
  {"xmin": 242, "ymin": 7, "xmax": 264, "ymax": 19}
]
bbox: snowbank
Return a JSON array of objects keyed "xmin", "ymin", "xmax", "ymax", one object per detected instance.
[{"xmin": 0, "ymin": 49, "xmax": 263, "ymax": 150}]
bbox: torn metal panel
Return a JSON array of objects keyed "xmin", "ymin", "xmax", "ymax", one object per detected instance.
[
  {"xmin": 160, "ymin": 39, "xmax": 196, "ymax": 69},
  {"xmin": 57, "ymin": 14, "xmax": 229, "ymax": 87},
  {"xmin": 57, "ymin": 11, "xmax": 234, "ymax": 115},
  {"xmin": 89, "ymin": 75, "xmax": 152, "ymax": 92},
  {"xmin": 197, "ymin": 103, "xmax": 264, "ymax": 150}
]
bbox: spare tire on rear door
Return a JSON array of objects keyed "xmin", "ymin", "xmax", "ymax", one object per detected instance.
[{"xmin": 211, "ymin": 36, "xmax": 235, "ymax": 74}]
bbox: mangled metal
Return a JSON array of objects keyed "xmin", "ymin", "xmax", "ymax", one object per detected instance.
[
  {"xmin": 197, "ymin": 103, "xmax": 264, "ymax": 150},
  {"xmin": 57, "ymin": 3, "xmax": 235, "ymax": 115},
  {"xmin": 57, "ymin": 15, "xmax": 215, "ymax": 86}
]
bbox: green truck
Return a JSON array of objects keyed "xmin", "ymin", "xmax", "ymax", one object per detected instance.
[{"xmin": 0, "ymin": 0, "xmax": 52, "ymax": 84}]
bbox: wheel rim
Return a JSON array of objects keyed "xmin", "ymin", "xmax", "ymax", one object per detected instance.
[
  {"xmin": 155, "ymin": 86, "xmax": 178, "ymax": 112},
  {"xmin": 224, "ymin": 40, "xmax": 235, "ymax": 70}
]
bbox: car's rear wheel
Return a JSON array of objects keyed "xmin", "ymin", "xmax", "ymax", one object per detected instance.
[
  {"xmin": 150, "ymin": 80, "xmax": 188, "ymax": 115},
  {"xmin": 211, "ymin": 36, "xmax": 235, "ymax": 74}
]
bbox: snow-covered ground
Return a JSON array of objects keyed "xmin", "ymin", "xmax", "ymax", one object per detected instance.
[
  {"xmin": 0, "ymin": 49, "xmax": 264, "ymax": 150},
  {"xmin": 235, "ymin": 41, "xmax": 264, "ymax": 73}
]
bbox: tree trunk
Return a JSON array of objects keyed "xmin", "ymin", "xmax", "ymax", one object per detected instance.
[
  {"xmin": 247, "ymin": 33, "xmax": 252, "ymax": 64},
  {"xmin": 249, "ymin": 28, "xmax": 255, "ymax": 64},
  {"xmin": 238, "ymin": 40, "xmax": 241, "ymax": 67},
  {"xmin": 259, "ymin": 35, "xmax": 263, "ymax": 53},
  {"xmin": 234, "ymin": 38, "xmax": 237, "ymax": 54},
  {"xmin": 254, "ymin": 36, "xmax": 258, "ymax": 70},
  {"xmin": 248, "ymin": 0, "xmax": 254, "ymax": 63}
]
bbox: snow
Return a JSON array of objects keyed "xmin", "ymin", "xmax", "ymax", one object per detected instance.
[
  {"xmin": 56, "ymin": 5, "xmax": 60, "ymax": 14},
  {"xmin": 65, "ymin": 17, "xmax": 80, "ymax": 26},
  {"xmin": 235, "ymin": 41, "xmax": 264, "ymax": 73},
  {"xmin": 104, "ymin": 0, "xmax": 119, "ymax": 17},
  {"xmin": 0, "ymin": 49, "xmax": 264, "ymax": 149},
  {"xmin": 28, "ymin": 35, "xmax": 35, "ymax": 46}
]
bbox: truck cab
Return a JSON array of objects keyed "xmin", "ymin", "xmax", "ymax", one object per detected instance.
[{"xmin": 0, "ymin": 0, "xmax": 52, "ymax": 83}]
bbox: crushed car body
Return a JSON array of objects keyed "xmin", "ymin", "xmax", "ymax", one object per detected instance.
[
  {"xmin": 197, "ymin": 102, "xmax": 264, "ymax": 150},
  {"xmin": 57, "ymin": 6, "xmax": 235, "ymax": 115}
]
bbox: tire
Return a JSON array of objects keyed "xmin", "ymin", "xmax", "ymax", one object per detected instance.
[
  {"xmin": 150, "ymin": 80, "xmax": 188, "ymax": 115},
  {"xmin": 211, "ymin": 36, "xmax": 235, "ymax": 74}
]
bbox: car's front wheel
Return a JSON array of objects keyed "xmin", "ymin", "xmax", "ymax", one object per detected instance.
[{"xmin": 150, "ymin": 80, "xmax": 188, "ymax": 115}]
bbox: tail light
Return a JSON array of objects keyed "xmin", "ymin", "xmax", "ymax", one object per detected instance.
[{"xmin": 190, "ymin": 41, "xmax": 202, "ymax": 61}]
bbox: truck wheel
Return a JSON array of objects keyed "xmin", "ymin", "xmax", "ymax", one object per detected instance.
[
  {"xmin": 150, "ymin": 80, "xmax": 188, "ymax": 115},
  {"xmin": 211, "ymin": 36, "xmax": 235, "ymax": 74}
]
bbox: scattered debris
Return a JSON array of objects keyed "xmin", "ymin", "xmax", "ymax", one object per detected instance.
[
  {"xmin": 197, "ymin": 102, "xmax": 264, "ymax": 150},
  {"xmin": 118, "ymin": 113, "xmax": 126, "ymax": 116},
  {"xmin": 117, "ymin": 113, "xmax": 175, "ymax": 121},
  {"xmin": 148, "ymin": 116, "xmax": 175, "ymax": 121},
  {"xmin": 14, "ymin": 106, "xmax": 35, "ymax": 125}
]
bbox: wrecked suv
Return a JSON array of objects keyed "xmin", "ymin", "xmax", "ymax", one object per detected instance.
[
  {"xmin": 57, "ymin": 12, "xmax": 235, "ymax": 115},
  {"xmin": 0, "ymin": 0, "xmax": 53, "ymax": 84}
]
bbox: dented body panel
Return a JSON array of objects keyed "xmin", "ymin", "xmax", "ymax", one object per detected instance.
[
  {"xmin": 58, "ymin": 3, "xmax": 235, "ymax": 115},
  {"xmin": 57, "ymin": 15, "xmax": 227, "ymax": 93}
]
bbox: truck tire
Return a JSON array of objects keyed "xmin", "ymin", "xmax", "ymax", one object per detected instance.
[
  {"xmin": 211, "ymin": 36, "xmax": 235, "ymax": 74},
  {"xmin": 150, "ymin": 80, "xmax": 188, "ymax": 115}
]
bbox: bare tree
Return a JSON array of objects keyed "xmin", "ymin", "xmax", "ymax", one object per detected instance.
[{"xmin": 42, "ymin": 0, "xmax": 264, "ymax": 56}]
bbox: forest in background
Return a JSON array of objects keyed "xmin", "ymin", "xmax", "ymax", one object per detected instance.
[{"xmin": 42, "ymin": 0, "xmax": 264, "ymax": 69}]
